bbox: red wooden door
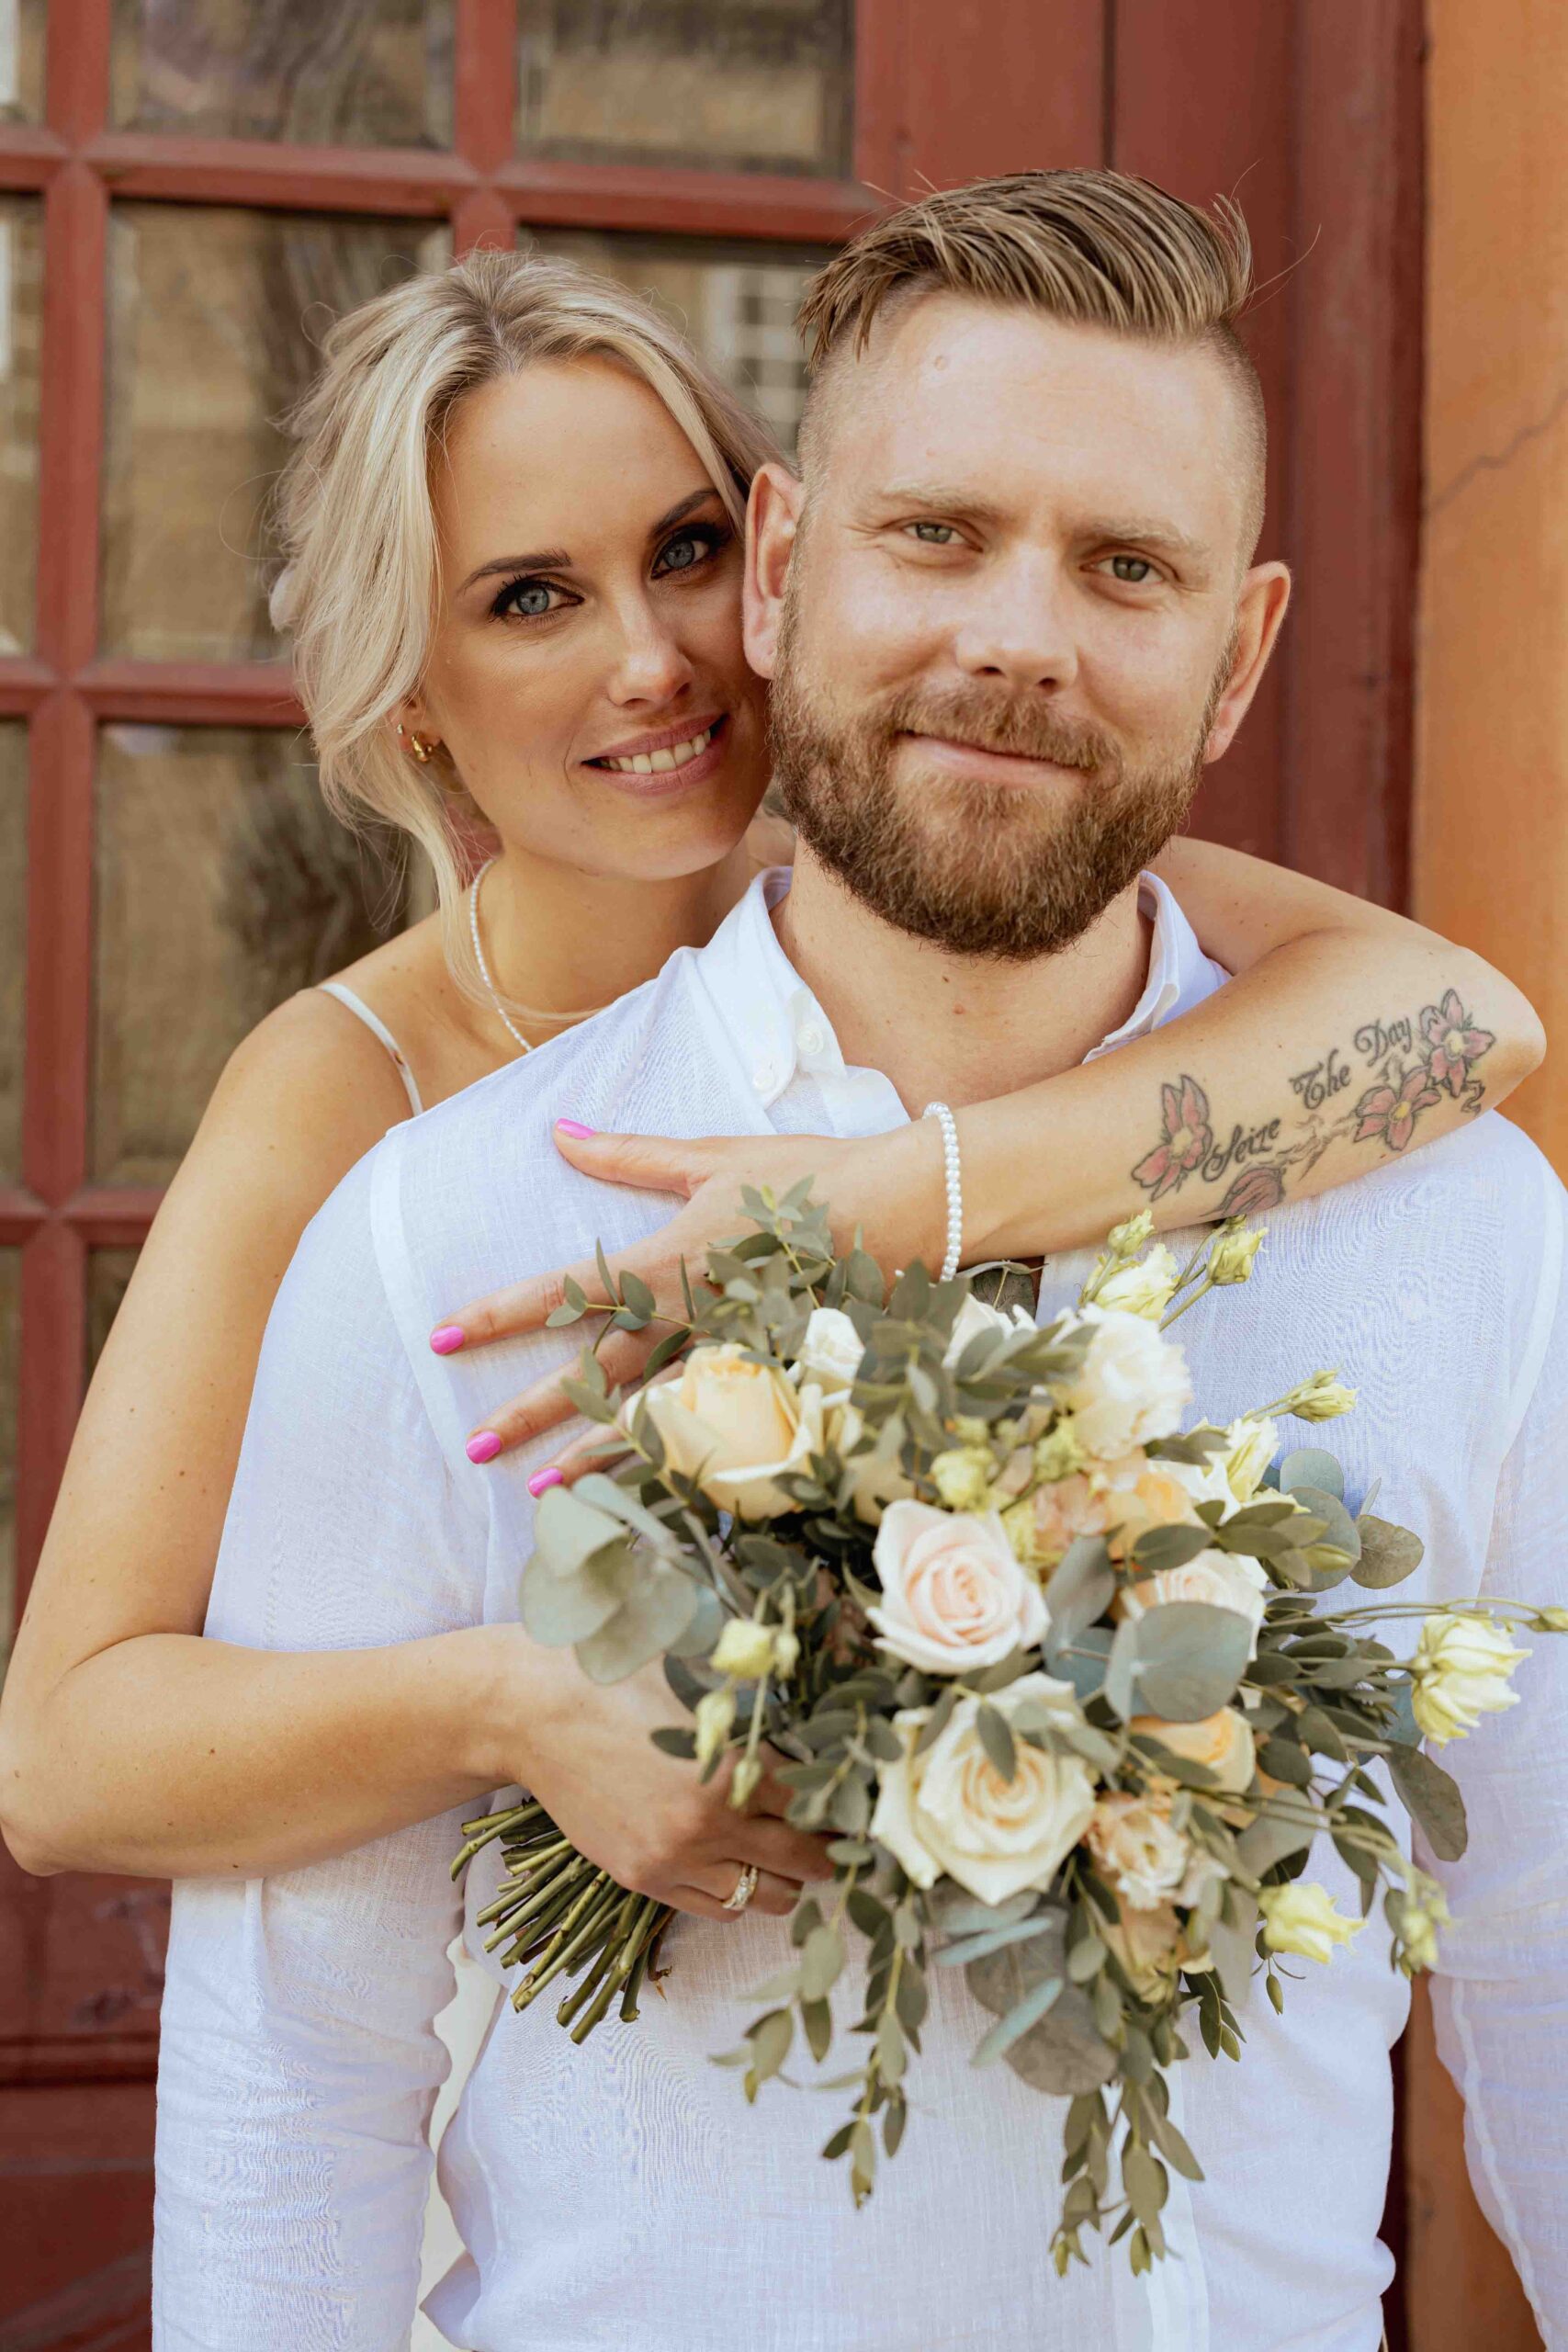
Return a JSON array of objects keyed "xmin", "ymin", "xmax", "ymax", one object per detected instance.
[{"xmin": 0, "ymin": 5, "xmax": 1451, "ymax": 2348}]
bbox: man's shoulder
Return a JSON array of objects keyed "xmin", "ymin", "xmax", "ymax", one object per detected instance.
[{"xmin": 1266, "ymin": 1111, "xmax": 1559, "ymax": 1269}]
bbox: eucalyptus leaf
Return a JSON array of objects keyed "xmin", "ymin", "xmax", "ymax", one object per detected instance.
[
  {"xmin": 1043, "ymin": 1537, "xmax": 1116, "ymax": 1650},
  {"xmin": 518, "ymin": 1538, "xmax": 639, "ymax": 1645},
  {"xmin": 665, "ymin": 1583, "xmax": 727, "ymax": 1660},
  {"xmin": 1129, "ymin": 1521, "xmax": 1215, "ymax": 1575},
  {"xmin": 798, "ymin": 1925, "xmax": 845, "ymax": 2002},
  {"xmin": 1201, "ymin": 1895, "xmax": 1258, "ymax": 2007},
  {"xmin": 1235, "ymin": 1806, "xmax": 1316, "ymax": 1877},
  {"xmin": 1053, "ymin": 1623, "xmax": 1113, "ymax": 1706},
  {"xmin": 574, "ymin": 1564, "xmax": 701, "ymax": 1684},
  {"xmin": 1351, "ymin": 1516, "xmax": 1425, "ymax": 1589},
  {"xmin": 977, "ymin": 1702, "xmax": 1018, "ymax": 1782},
  {"xmin": 1132, "ymin": 1601, "xmax": 1253, "ymax": 1722},
  {"xmin": 971, "ymin": 1973, "xmax": 1065, "ymax": 2066},
  {"xmin": 1388, "ymin": 1742, "xmax": 1468, "ymax": 1861},
  {"xmin": 965, "ymin": 1913, "xmax": 1117, "ymax": 2096},
  {"xmin": 1278, "ymin": 1448, "xmax": 1345, "ymax": 1500},
  {"xmin": 530, "ymin": 1483, "xmax": 629, "ymax": 1577}
]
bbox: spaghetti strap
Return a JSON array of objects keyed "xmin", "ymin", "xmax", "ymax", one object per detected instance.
[{"xmin": 316, "ymin": 981, "xmax": 424, "ymax": 1116}]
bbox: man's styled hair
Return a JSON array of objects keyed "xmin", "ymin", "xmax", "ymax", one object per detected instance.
[{"xmin": 797, "ymin": 169, "xmax": 1267, "ymax": 551}]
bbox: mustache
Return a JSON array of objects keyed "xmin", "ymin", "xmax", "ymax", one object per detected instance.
[{"xmin": 874, "ymin": 684, "xmax": 1115, "ymax": 774}]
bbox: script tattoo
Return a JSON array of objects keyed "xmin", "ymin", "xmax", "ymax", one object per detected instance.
[{"xmin": 1131, "ymin": 987, "xmax": 1497, "ymax": 1215}]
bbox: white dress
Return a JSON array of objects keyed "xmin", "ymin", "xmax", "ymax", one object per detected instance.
[{"xmin": 319, "ymin": 983, "xmax": 500, "ymax": 2352}]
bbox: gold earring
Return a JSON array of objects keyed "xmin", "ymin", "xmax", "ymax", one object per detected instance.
[{"xmin": 407, "ymin": 731, "xmax": 438, "ymax": 765}]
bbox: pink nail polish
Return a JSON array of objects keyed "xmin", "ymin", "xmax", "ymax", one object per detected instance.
[
  {"xmin": 467, "ymin": 1431, "xmax": 502, "ymax": 1465},
  {"xmin": 555, "ymin": 1119, "xmax": 597, "ymax": 1140},
  {"xmin": 429, "ymin": 1324, "xmax": 466, "ymax": 1355},
  {"xmin": 526, "ymin": 1465, "xmax": 565, "ymax": 1498}
]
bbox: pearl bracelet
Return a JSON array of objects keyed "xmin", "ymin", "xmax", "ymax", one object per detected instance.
[{"xmin": 922, "ymin": 1101, "xmax": 964, "ymax": 1283}]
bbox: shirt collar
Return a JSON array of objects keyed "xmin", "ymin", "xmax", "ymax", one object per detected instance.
[{"xmin": 692, "ymin": 865, "xmax": 1225, "ymax": 1112}]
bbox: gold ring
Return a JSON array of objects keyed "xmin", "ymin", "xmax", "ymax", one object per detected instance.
[{"xmin": 722, "ymin": 1863, "xmax": 760, "ymax": 1914}]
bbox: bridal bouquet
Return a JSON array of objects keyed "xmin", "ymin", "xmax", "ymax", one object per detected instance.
[{"xmin": 455, "ymin": 1193, "xmax": 1558, "ymax": 2275}]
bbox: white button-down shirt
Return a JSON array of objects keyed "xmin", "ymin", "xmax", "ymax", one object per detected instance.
[{"xmin": 153, "ymin": 873, "xmax": 1568, "ymax": 2352}]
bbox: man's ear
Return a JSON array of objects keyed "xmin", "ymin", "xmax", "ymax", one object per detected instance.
[
  {"xmin": 743, "ymin": 461, "xmax": 806, "ymax": 682},
  {"xmin": 1203, "ymin": 561, "xmax": 1292, "ymax": 763}
]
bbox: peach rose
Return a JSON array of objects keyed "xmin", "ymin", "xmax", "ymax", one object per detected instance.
[
  {"xmin": 1129, "ymin": 1706, "xmax": 1256, "ymax": 1795},
  {"xmin": 869, "ymin": 1499, "xmax": 1047, "ymax": 1674},
  {"xmin": 1085, "ymin": 1790, "xmax": 1192, "ymax": 1911},
  {"xmin": 1122, "ymin": 1547, "xmax": 1269, "ymax": 1657},
  {"xmin": 637, "ymin": 1342, "xmax": 824, "ymax": 1521}
]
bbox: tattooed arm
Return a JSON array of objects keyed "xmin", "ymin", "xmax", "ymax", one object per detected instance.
[{"xmin": 957, "ymin": 836, "xmax": 1542, "ymax": 1257}]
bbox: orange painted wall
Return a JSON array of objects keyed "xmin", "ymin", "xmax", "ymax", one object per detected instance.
[{"xmin": 1416, "ymin": 0, "xmax": 1568, "ymax": 1176}]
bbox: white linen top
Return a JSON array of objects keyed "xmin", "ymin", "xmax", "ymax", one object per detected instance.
[{"xmin": 153, "ymin": 871, "xmax": 1568, "ymax": 2352}]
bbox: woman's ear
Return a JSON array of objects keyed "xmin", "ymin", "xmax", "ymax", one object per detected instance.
[{"xmin": 742, "ymin": 461, "xmax": 806, "ymax": 681}]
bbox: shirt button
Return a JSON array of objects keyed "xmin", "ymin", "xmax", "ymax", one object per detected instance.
[
  {"xmin": 752, "ymin": 1062, "xmax": 777, "ymax": 1092},
  {"xmin": 798, "ymin": 1023, "xmax": 826, "ymax": 1057}
]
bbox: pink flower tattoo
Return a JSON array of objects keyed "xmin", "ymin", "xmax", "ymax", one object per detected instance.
[
  {"xmin": 1354, "ymin": 1064, "xmax": 1443, "ymax": 1153},
  {"xmin": 1133, "ymin": 1076, "xmax": 1213, "ymax": 1200},
  {"xmin": 1419, "ymin": 989, "xmax": 1495, "ymax": 1098}
]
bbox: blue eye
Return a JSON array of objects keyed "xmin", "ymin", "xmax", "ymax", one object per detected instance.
[
  {"xmin": 653, "ymin": 524, "xmax": 728, "ymax": 577},
  {"xmin": 491, "ymin": 575, "xmax": 568, "ymax": 621}
]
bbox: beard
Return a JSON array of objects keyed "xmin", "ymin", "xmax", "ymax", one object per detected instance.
[{"xmin": 768, "ymin": 599, "xmax": 1233, "ymax": 962}]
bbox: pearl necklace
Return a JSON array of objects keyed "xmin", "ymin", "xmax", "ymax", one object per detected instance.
[{"xmin": 467, "ymin": 856, "xmax": 611, "ymax": 1056}]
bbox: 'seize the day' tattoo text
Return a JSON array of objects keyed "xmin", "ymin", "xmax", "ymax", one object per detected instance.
[{"xmin": 1132, "ymin": 987, "xmax": 1496, "ymax": 1218}]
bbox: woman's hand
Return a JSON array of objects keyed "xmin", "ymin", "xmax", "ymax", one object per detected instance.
[
  {"xmin": 434, "ymin": 1118, "xmax": 947, "ymax": 1460},
  {"xmin": 480, "ymin": 1627, "xmax": 832, "ymax": 1921}
]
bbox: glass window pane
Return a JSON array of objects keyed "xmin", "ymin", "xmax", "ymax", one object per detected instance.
[
  {"xmin": 521, "ymin": 228, "xmax": 826, "ymax": 454},
  {"xmin": 86, "ymin": 1247, "xmax": 141, "ymax": 1380},
  {"xmin": 0, "ymin": 2, "xmax": 46, "ymax": 123},
  {"xmin": 0, "ymin": 720, "xmax": 26, "ymax": 1182},
  {"xmin": 110, "ymin": 0, "xmax": 456, "ymax": 147},
  {"xmin": 0, "ymin": 196, "xmax": 41, "ymax": 655},
  {"xmin": 517, "ymin": 0, "xmax": 852, "ymax": 179},
  {"xmin": 92, "ymin": 726, "xmax": 413, "ymax": 1185},
  {"xmin": 101, "ymin": 204, "xmax": 449, "ymax": 662}
]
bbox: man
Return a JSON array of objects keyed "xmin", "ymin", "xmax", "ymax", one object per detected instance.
[{"xmin": 154, "ymin": 175, "xmax": 1567, "ymax": 2349}]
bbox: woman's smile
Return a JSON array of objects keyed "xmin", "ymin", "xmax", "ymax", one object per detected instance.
[{"xmin": 584, "ymin": 711, "xmax": 730, "ymax": 797}]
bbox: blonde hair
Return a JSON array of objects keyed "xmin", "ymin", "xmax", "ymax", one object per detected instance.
[
  {"xmin": 272, "ymin": 248, "xmax": 783, "ymax": 990},
  {"xmin": 798, "ymin": 170, "xmax": 1265, "ymax": 548}
]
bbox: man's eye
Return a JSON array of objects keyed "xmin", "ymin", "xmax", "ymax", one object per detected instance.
[
  {"xmin": 1107, "ymin": 554, "xmax": 1156, "ymax": 583},
  {"xmin": 908, "ymin": 521, "xmax": 959, "ymax": 545}
]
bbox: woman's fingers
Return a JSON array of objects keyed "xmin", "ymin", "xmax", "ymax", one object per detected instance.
[
  {"xmin": 470, "ymin": 1328, "xmax": 675, "ymax": 1461},
  {"xmin": 549, "ymin": 1123, "xmax": 726, "ymax": 1194},
  {"xmin": 730, "ymin": 1815, "xmax": 837, "ymax": 1885},
  {"xmin": 670, "ymin": 1867, "xmax": 799, "ymax": 1922}
]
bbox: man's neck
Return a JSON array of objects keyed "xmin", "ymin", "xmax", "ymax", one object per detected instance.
[{"xmin": 773, "ymin": 847, "xmax": 1153, "ymax": 1112}]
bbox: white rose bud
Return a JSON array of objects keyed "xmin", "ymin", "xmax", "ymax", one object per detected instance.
[
  {"xmin": 1409, "ymin": 1611, "xmax": 1529, "ymax": 1745},
  {"xmin": 694, "ymin": 1686, "xmax": 738, "ymax": 1770},
  {"xmin": 1095, "ymin": 1243, "xmax": 1181, "ymax": 1322},
  {"xmin": 1062, "ymin": 1306, "xmax": 1192, "ymax": 1462},
  {"xmin": 1259, "ymin": 1881, "xmax": 1362, "ymax": 1964},
  {"xmin": 1393, "ymin": 1883, "xmax": 1450, "ymax": 1973},
  {"xmin": 1207, "ymin": 1225, "xmax": 1266, "ymax": 1285},
  {"xmin": 730, "ymin": 1753, "xmax": 762, "ymax": 1809},
  {"xmin": 869, "ymin": 1499, "xmax": 1047, "ymax": 1675},
  {"xmin": 943, "ymin": 1292, "xmax": 1036, "ymax": 1370},
  {"xmin": 870, "ymin": 1676, "xmax": 1095, "ymax": 1905},
  {"xmin": 795, "ymin": 1306, "xmax": 864, "ymax": 1399},
  {"xmin": 1106, "ymin": 1210, "xmax": 1156, "ymax": 1258}
]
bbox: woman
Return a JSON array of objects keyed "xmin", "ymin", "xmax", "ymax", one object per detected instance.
[{"xmin": 0, "ymin": 247, "xmax": 1540, "ymax": 1901}]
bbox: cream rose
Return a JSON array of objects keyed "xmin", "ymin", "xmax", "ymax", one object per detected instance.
[
  {"xmin": 1085, "ymin": 1790, "xmax": 1191, "ymax": 1911},
  {"xmin": 637, "ymin": 1342, "xmax": 824, "ymax": 1521},
  {"xmin": 795, "ymin": 1306, "xmax": 863, "ymax": 1400},
  {"xmin": 1101, "ymin": 1899, "xmax": 1185, "ymax": 1999},
  {"xmin": 871, "ymin": 1674, "xmax": 1096, "ymax": 1905},
  {"xmin": 1258, "ymin": 1881, "xmax": 1362, "ymax": 1964},
  {"xmin": 1123, "ymin": 1546, "xmax": 1269, "ymax": 1657},
  {"xmin": 869, "ymin": 1499, "xmax": 1047, "ymax": 1675},
  {"xmin": 1129, "ymin": 1706, "xmax": 1256, "ymax": 1794},
  {"xmin": 1062, "ymin": 1306, "xmax": 1192, "ymax": 1461},
  {"xmin": 1094, "ymin": 1244, "xmax": 1180, "ymax": 1322},
  {"xmin": 1410, "ymin": 1611, "xmax": 1530, "ymax": 1745}
]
